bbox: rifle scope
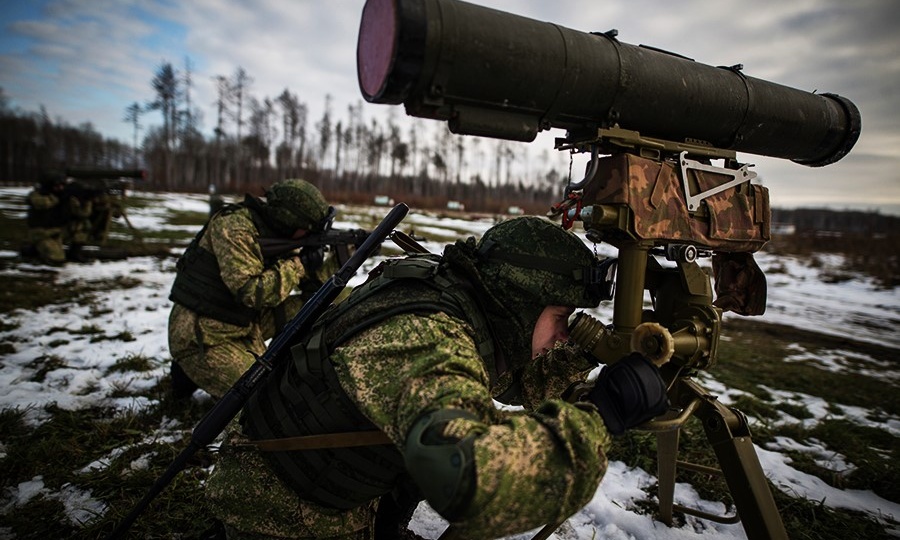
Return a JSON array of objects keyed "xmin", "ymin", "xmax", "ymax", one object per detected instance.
[{"xmin": 357, "ymin": 0, "xmax": 860, "ymax": 167}]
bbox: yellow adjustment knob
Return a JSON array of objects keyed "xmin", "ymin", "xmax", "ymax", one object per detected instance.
[{"xmin": 631, "ymin": 322, "xmax": 675, "ymax": 366}]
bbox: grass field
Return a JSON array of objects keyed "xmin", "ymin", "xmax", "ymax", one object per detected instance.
[{"xmin": 0, "ymin": 187, "xmax": 897, "ymax": 539}]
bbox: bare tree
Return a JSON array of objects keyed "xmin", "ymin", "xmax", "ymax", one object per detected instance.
[
  {"xmin": 341, "ymin": 118, "xmax": 352, "ymax": 179},
  {"xmin": 454, "ymin": 136, "xmax": 465, "ymax": 184},
  {"xmin": 150, "ymin": 62, "xmax": 179, "ymax": 152},
  {"xmin": 334, "ymin": 121, "xmax": 343, "ymax": 178},
  {"xmin": 316, "ymin": 94, "xmax": 333, "ymax": 173},
  {"xmin": 348, "ymin": 101, "xmax": 364, "ymax": 177},
  {"xmin": 502, "ymin": 142, "xmax": 516, "ymax": 186},
  {"xmin": 367, "ymin": 118, "xmax": 384, "ymax": 178},
  {"xmin": 231, "ymin": 67, "xmax": 253, "ymax": 185},
  {"xmin": 212, "ymin": 74, "xmax": 232, "ymax": 187},
  {"xmin": 179, "ymin": 57, "xmax": 205, "ymax": 188},
  {"xmin": 388, "ymin": 122, "xmax": 408, "ymax": 179},
  {"xmin": 122, "ymin": 102, "xmax": 143, "ymax": 168},
  {"xmin": 276, "ymin": 89, "xmax": 303, "ymax": 177},
  {"xmin": 149, "ymin": 61, "xmax": 180, "ymax": 188},
  {"xmin": 246, "ymin": 97, "xmax": 276, "ymax": 172},
  {"xmin": 181, "ymin": 57, "xmax": 198, "ymax": 142},
  {"xmin": 407, "ymin": 120, "xmax": 420, "ymax": 179}
]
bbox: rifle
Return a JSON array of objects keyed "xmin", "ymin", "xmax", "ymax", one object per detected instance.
[
  {"xmin": 357, "ymin": 0, "xmax": 861, "ymax": 538},
  {"xmin": 259, "ymin": 227, "xmax": 373, "ymax": 266},
  {"xmin": 105, "ymin": 203, "xmax": 409, "ymax": 539}
]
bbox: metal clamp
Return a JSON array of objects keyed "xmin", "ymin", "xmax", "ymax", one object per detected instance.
[{"xmin": 678, "ymin": 151, "xmax": 757, "ymax": 212}]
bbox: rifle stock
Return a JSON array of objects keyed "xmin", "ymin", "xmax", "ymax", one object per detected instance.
[{"xmin": 105, "ymin": 203, "xmax": 409, "ymax": 539}]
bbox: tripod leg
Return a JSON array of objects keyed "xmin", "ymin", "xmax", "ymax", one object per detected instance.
[
  {"xmin": 656, "ymin": 428, "xmax": 680, "ymax": 526},
  {"xmin": 695, "ymin": 391, "xmax": 788, "ymax": 540}
]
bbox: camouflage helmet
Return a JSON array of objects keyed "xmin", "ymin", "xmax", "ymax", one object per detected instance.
[
  {"xmin": 475, "ymin": 216, "xmax": 603, "ymax": 310},
  {"xmin": 264, "ymin": 179, "xmax": 333, "ymax": 234},
  {"xmin": 464, "ymin": 216, "xmax": 604, "ymax": 370}
]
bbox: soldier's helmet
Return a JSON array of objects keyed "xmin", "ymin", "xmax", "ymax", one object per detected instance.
[
  {"xmin": 475, "ymin": 216, "xmax": 603, "ymax": 311},
  {"xmin": 466, "ymin": 216, "xmax": 606, "ymax": 369},
  {"xmin": 264, "ymin": 179, "xmax": 334, "ymax": 235}
]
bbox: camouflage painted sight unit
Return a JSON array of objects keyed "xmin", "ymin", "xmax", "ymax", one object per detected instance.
[{"xmin": 358, "ymin": 0, "xmax": 861, "ymax": 539}]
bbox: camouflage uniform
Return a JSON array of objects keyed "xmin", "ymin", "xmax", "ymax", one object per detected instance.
[
  {"xmin": 64, "ymin": 194, "xmax": 93, "ymax": 260},
  {"xmin": 168, "ymin": 179, "xmax": 335, "ymax": 398},
  {"xmin": 87, "ymin": 190, "xmax": 123, "ymax": 245},
  {"xmin": 207, "ymin": 217, "xmax": 619, "ymax": 539},
  {"xmin": 25, "ymin": 173, "xmax": 67, "ymax": 265}
]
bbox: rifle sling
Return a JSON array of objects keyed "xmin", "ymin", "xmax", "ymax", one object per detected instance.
[{"xmin": 238, "ymin": 430, "xmax": 392, "ymax": 452}]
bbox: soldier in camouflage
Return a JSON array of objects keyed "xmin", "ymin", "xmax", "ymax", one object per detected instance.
[
  {"xmin": 205, "ymin": 216, "xmax": 669, "ymax": 539},
  {"xmin": 167, "ymin": 179, "xmax": 337, "ymax": 399},
  {"xmin": 64, "ymin": 190, "xmax": 93, "ymax": 262},
  {"xmin": 25, "ymin": 172, "xmax": 68, "ymax": 265}
]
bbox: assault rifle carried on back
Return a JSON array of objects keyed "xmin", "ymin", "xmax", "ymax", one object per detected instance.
[{"xmin": 357, "ymin": 0, "xmax": 861, "ymax": 539}]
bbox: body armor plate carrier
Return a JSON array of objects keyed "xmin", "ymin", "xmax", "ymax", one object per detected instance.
[
  {"xmin": 169, "ymin": 202, "xmax": 268, "ymax": 327},
  {"xmin": 241, "ymin": 254, "xmax": 495, "ymax": 510}
]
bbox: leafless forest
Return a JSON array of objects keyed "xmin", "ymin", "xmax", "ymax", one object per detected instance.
[{"xmin": 0, "ymin": 61, "xmax": 568, "ymax": 214}]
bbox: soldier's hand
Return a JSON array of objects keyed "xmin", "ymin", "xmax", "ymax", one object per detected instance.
[
  {"xmin": 300, "ymin": 246, "xmax": 325, "ymax": 273},
  {"xmin": 588, "ymin": 352, "xmax": 669, "ymax": 435}
]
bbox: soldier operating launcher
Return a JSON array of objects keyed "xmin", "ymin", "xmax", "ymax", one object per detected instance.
[
  {"xmin": 357, "ymin": 0, "xmax": 860, "ymax": 167},
  {"xmin": 357, "ymin": 1, "xmax": 864, "ymax": 539}
]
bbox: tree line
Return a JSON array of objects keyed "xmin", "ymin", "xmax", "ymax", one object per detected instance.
[
  {"xmin": 0, "ymin": 59, "xmax": 570, "ymax": 214},
  {"xmin": 771, "ymin": 208, "xmax": 899, "ymax": 234},
  {"xmin": 0, "ymin": 88, "xmax": 136, "ymax": 182}
]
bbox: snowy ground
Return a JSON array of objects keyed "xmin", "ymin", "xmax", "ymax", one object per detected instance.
[{"xmin": 0, "ymin": 187, "xmax": 898, "ymax": 538}]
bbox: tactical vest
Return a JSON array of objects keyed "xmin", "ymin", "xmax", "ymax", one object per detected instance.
[
  {"xmin": 169, "ymin": 203, "xmax": 268, "ymax": 326},
  {"xmin": 241, "ymin": 254, "xmax": 496, "ymax": 510}
]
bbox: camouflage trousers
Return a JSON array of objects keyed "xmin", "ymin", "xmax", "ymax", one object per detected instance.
[
  {"xmin": 207, "ymin": 425, "xmax": 376, "ymax": 539},
  {"xmin": 168, "ymin": 295, "xmax": 307, "ymax": 398},
  {"xmin": 28, "ymin": 227, "xmax": 65, "ymax": 265},
  {"xmin": 66, "ymin": 217, "xmax": 92, "ymax": 245}
]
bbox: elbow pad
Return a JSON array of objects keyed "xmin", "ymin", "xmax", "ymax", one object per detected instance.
[{"xmin": 403, "ymin": 409, "xmax": 479, "ymax": 520}]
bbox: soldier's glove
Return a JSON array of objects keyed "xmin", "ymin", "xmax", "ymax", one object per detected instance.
[
  {"xmin": 299, "ymin": 246, "xmax": 325, "ymax": 273},
  {"xmin": 588, "ymin": 352, "xmax": 669, "ymax": 436}
]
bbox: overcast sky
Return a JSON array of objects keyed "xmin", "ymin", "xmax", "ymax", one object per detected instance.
[{"xmin": 1, "ymin": 0, "xmax": 898, "ymax": 214}]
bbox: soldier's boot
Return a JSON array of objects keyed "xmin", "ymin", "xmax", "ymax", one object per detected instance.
[
  {"xmin": 171, "ymin": 361, "xmax": 200, "ymax": 400},
  {"xmin": 66, "ymin": 244, "xmax": 89, "ymax": 262}
]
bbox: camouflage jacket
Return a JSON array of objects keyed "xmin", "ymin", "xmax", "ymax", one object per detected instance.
[
  {"xmin": 26, "ymin": 190, "xmax": 65, "ymax": 229},
  {"xmin": 209, "ymin": 308, "xmax": 612, "ymax": 538},
  {"xmin": 331, "ymin": 312, "xmax": 611, "ymax": 536},
  {"xmin": 170, "ymin": 206, "xmax": 308, "ymax": 338}
]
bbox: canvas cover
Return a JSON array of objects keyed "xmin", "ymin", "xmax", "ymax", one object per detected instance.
[{"xmin": 583, "ymin": 153, "xmax": 771, "ymax": 253}]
